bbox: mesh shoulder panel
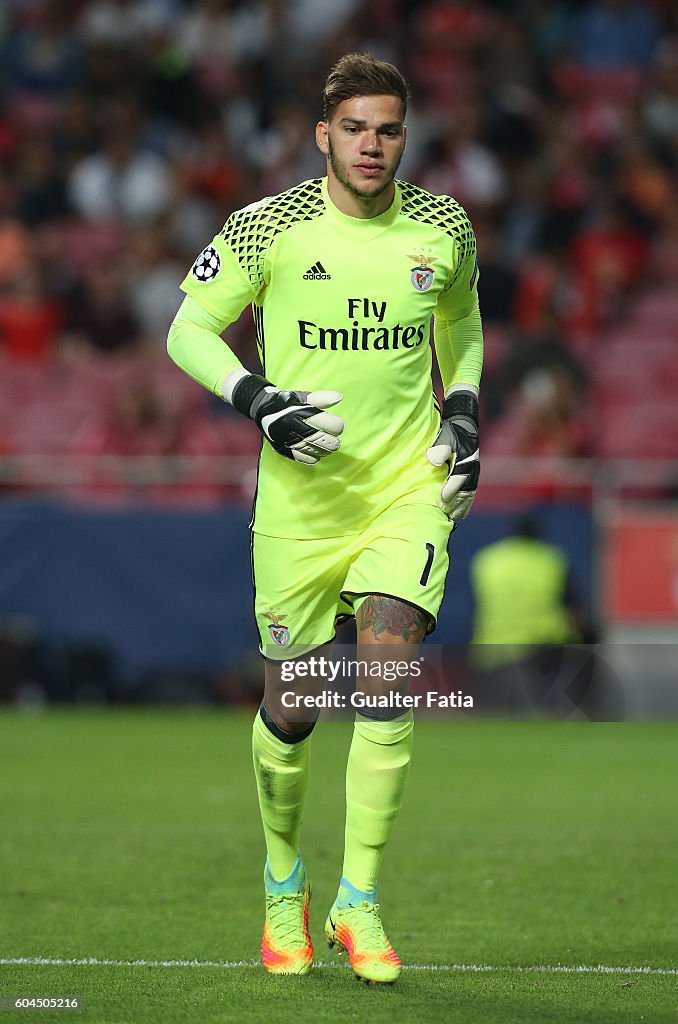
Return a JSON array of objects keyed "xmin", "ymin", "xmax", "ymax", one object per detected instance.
[
  {"xmin": 218, "ymin": 179, "xmax": 325, "ymax": 292},
  {"xmin": 398, "ymin": 181, "xmax": 476, "ymax": 284}
]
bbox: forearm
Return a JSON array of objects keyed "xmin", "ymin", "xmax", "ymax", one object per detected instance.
[
  {"xmin": 433, "ymin": 302, "xmax": 483, "ymax": 395},
  {"xmin": 167, "ymin": 296, "xmax": 245, "ymax": 398}
]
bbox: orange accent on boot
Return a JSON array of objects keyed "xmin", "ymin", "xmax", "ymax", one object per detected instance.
[
  {"xmin": 335, "ymin": 922, "xmax": 401, "ymax": 971},
  {"xmin": 261, "ymin": 894, "xmax": 313, "ymax": 974}
]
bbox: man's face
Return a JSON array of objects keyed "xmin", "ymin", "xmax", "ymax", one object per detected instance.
[{"xmin": 316, "ymin": 94, "xmax": 406, "ymax": 203}]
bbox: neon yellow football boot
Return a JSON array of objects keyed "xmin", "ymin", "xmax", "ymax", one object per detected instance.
[
  {"xmin": 325, "ymin": 879, "xmax": 401, "ymax": 985},
  {"xmin": 261, "ymin": 857, "xmax": 313, "ymax": 976}
]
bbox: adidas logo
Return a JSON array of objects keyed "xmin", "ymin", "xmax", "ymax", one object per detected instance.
[{"xmin": 303, "ymin": 261, "xmax": 331, "ymax": 280}]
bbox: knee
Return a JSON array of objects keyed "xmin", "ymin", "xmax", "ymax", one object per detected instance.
[{"xmin": 259, "ymin": 703, "xmax": 317, "ymax": 742}]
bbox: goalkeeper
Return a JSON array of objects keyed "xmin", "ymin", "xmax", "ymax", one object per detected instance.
[{"xmin": 168, "ymin": 52, "xmax": 482, "ymax": 986}]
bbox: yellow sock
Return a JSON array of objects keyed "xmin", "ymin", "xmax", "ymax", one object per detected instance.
[
  {"xmin": 342, "ymin": 711, "xmax": 413, "ymax": 894},
  {"xmin": 252, "ymin": 707, "xmax": 313, "ymax": 881}
]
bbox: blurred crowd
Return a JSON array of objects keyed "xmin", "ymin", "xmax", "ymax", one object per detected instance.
[{"xmin": 1, "ymin": 0, "xmax": 678, "ymax": 500}]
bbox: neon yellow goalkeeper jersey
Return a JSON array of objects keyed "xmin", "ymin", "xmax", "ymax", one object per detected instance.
[{"xmin": 180, "ymin": 177, "xmax": 481, "ymax": 539}]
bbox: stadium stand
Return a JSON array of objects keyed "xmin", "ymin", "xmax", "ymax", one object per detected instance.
[{"xmin": 0, "ymin": 0, "xmax": 676, "ymax": 498}]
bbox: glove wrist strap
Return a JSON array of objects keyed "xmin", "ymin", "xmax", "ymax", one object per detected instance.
[
  {"xmin": 442, "ymin": 390, "xmax": 479, "ymax": 431},
  {"xmin": 231, "ymin": 373, "xmax": 272, "ymax": 421}
]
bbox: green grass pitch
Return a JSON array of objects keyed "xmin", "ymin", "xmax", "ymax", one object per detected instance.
[{"xmin": 1, "ymin": 711, "xmax": 676, "ymax": 1023}]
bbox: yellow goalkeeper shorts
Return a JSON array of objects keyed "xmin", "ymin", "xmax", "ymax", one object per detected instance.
[{"xmin": 251, "ymin": 499, "xmax": 453, "ymax": 660}]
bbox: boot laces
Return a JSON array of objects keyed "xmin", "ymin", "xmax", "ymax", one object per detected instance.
[
  {"xmin": 267, "ymin": 891, "xmax": 306, "ymax": 945},
  {"xmin": 347, "ymin": 902, "xmax": 389, "ymax": 949}
]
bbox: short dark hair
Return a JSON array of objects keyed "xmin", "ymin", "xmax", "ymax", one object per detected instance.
[{"xmin": 322, "ymin": 52, "xmax": 409, "ymax": 123}]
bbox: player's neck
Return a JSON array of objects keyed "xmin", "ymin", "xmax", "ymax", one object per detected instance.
[{"xmin": 326, "ymin": 174, "xmax": 396, "ymax": 220}]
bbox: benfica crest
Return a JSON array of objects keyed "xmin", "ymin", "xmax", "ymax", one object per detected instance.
[
  {"xmin": 408, "ymin": 250, "xmax": 438, "ymax": 292},
  {"xmin": 263, "ymin": 608, "xmax": 291, "ymax": 647}
]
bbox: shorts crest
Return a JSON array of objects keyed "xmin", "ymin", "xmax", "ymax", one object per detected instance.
[{"xmin": 263, "ymin": 607, "xmax": 291, "ymax": 647}]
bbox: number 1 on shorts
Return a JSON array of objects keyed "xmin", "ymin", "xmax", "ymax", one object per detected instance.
[{"xmin": 420, "ymin": 542, "xmax": 435, "ymax": 586}]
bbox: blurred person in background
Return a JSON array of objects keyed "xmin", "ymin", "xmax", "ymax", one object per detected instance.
[
  {"xmin": 0, "ymin": 264, "xmax": 62, "ymax": 362},
  {"xmin": 569, "ymin": 191, "xmax": 649, "ymax": 332},
  {"xmin": 77, "ymin": 0, "xmax": 175, "ymax": 49},
  {"xmin": 414, "ymin": 101, "xmax": 508, "ymax": 212},
  {"xmin": 468, "ymin": 511, "xmax": 591, "ymax": 715},
  {"xmin": 168, "ymin": 52, "xmax": 483, "ymax": 985},
  {"xmin": 0, "ymin": 210, "xmax": 31, "ymax": 289},
  {"xmin": 643, "ymin": 35, "xmax": 678, "ymax": 158},
  {"xmin": 127, "ymin": 223, "xmax": 184, "ymax": 345},
  {"xmin": 61, "ymin": 264, "xmax": 141, "ymax": 355},
  {"xmin": 516, "ymin": 364, "xmax": 592, "ymax": 457},
  {"xmin": 13, "ymin": 137, "xmax": 69, "ymax": 227},
  {"xmin": 68, "ymin": 98, "xmax": 173, "ymax": 224},
  {"xmin": 176, "ymin": 0, "xmax": 277, "ymax": 100},
  {"xmin": 488, "ymin": 304, "xmax": 587, "ymax": 408},
  {"xmin": 474, "ymin": 216, "xmax": 519, "ymax": 324},
  {"xmin": 3, "ymin": 0, "xmax": 84, "ymax": 101}
]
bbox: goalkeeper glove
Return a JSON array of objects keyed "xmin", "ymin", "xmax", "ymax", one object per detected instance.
[
  {"xmin": 426, "ymin": 387, "xmax": 480, "ymax": 521},
  {"xmin": 228, "ymin": 372, "xmax": 344, "ymax": 465}
]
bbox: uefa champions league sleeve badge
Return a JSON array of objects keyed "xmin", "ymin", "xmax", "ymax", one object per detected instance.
[{"xmin": 192, "ymin": 245, "xmax": 221, "ymax": 282}]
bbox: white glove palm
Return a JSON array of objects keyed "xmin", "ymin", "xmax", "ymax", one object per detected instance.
[
  {"xmin": 228, "ymin": 372, "xmax": 344, "ymax": 465},
  {"xmin": 256, "ymin": 387, "xmax": 344, "ymax": 464}
]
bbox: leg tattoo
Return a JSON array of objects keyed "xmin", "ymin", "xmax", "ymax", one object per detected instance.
[{"xmin": 357, "ymin": 596, "xmax": 428, "ymax": 643}]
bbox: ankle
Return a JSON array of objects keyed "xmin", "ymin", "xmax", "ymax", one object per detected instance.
[
  {"xmin": 336, "ymin": 875, "xmax": 377, "ymax": 908},
  {"xmin": 265, "ymin": 854, "xmax": 306, "ymax": 895}
]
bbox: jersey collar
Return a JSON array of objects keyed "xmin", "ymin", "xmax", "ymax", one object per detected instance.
[{"xmin": 321, "ymin": 177, "xmax": 403, "ymax": 237}]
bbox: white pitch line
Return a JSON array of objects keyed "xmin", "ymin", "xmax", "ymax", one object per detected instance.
[{"xmin": 1, "ymin": 957, "xmax": 676, "ymax": 977}]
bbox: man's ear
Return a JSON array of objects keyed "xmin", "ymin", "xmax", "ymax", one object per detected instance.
[{"xmin": 315, "ymin": 121, "xmax": 329, "ymax": 155}]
